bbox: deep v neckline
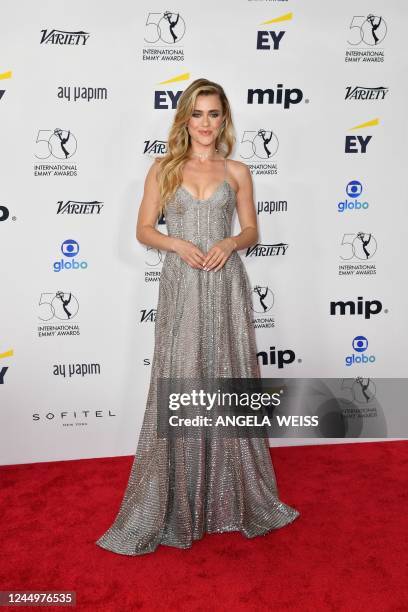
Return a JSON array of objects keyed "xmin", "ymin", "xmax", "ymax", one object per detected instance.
[{"xmin": 180, "ymin": 179, "xmax": 229, "ymax": 203}]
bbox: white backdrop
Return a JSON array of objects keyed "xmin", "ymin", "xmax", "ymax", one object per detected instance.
[{"xmin": 1, "ymin": 1, "xmax": 407, "ymax": 465}]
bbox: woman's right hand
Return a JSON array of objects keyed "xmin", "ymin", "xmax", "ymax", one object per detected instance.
[{"xmin": 171, "ymin": 238, "xmax": 206, "ymax": 269}]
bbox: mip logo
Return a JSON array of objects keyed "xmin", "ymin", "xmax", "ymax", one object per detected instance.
[
  {"xmin": 53, "ymin": 239, "xmax": 88, "ymax": 272},
  {"xmin": 247, "ymin": 84, "xmax": 306, "ymax": 109},
  {"xmin": 345, "ymin": 335, "xmax": 376, "ymax": 367},
  {"xmin": 256, "ymin": 12, "xmax": 293, "ymax": 50},
  {"xmin": 338, "ymin": 180, "xmax": 369, "ymax": 212},
  {"xmin": 0, "ymin": 205, "xmax": 10, "ymax": 221},
  {"xmin": 345, "ymin": 118, "xmax": 379, "ymax": 154},
  {"xmin": 154, "ymin": 72, "xmax": 189, "ymax": 109},
  {"xmin": 330, "ymin": 297, "xmax": 383, "ymax": 319},
  {"xmin": 0, "ymin": 348, "xmax": 13, "ymax": 384}
]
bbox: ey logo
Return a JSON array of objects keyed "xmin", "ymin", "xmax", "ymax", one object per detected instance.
[
  {"xmin": 345, "ymin": 118, "xmax": 379, "ymax": 154},
  {"xmin": 257, "ymin": 12, "xmax": 293, "ymax": 50},
  {"xmin": 0, "ymin": 348, "xmax": 13, "ymax": 384},
  {"xmin": 154, "ymin": 72, "xmax": 190, "ymax": 109}
]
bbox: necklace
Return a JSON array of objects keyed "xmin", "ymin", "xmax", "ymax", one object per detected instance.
[{"xmin": 190, "ymin": 148, "xmax": 219, "ymax": 161}]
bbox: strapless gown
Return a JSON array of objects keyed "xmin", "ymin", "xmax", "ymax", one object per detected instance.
[{"xmin": 96, "ymin": 169, "xmax": 300, "ymax": 555}]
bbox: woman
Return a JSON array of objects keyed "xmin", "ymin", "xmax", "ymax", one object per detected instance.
[{"xmin": 96, "ymin": 78, "xmax": 300, "ymax": 556}]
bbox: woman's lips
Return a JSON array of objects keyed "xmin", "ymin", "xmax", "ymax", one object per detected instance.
[{"xmin": 199, "ymin": 130, "xmax": 212, "ymax": 135}]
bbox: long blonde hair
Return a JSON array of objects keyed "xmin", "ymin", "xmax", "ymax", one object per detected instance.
[{"xmin": 155, "ymin": 78, "xmax": 235, "ymax": 216}]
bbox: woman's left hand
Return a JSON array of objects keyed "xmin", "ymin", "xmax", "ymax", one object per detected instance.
[{"xmin": 202, "ymin": 237, "xmax": 237, "ymax": 272}]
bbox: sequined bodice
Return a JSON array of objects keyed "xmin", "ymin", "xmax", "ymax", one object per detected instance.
[{"xmin": 165, "ymin": 179, "xmax": 237, "ymax": 252}]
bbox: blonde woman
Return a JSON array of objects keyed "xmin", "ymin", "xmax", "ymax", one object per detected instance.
[{"xmin": 96, "ymin": 78, "xmax": 300, "ymax": 556}]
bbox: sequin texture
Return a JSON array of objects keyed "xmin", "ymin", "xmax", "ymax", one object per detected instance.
[{"xmin": 95, "ymin": 159, "xmax": 300, "ymax": 555}]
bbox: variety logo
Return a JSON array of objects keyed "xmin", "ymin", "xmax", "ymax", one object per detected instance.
[
  {"xmin": 40, "ymin": 29, "xmax": 90, "ymax": 45},
  {"xmin": 0, "ymin": 348, "xmax": 13, "ymax": 384},
  {"xmin": 0, "ymin": 70, "xmax": 12, "ymax": 101},
  {"xmin": 345, "ymin": 118, "xmax": 379, "ymax": 154},
  {"xmin": 154, "ymin": 72, "xmax": 188, "ymax": 109},
  {"xmin": 143, "ymin": 140, "xmax": 167, "ymax": 156},
  {"xmin": 140, "ymin": 308, "xmax": 157, "ymax": 323},
  {"xmin": 256, "ymin": 12, "xmax": 293, "ymax": 51},
  {"xmin": 56, "ymin": 200, "xmax": 104, "ymax": 214},
  {"xmin": 53, "ymin": 239, "xmax": 88, "ymax": 272},
  {"xmin": 338, "ymin": 180, "xmax": 369, "ymax": 212},
  {"xmin": 247, "ymin": 84, "xmax": 307, "ymax": 108},
  {"xmin": 345, "ymin": 335, "xmax": 376, "ymax": 367},
  {"xmin": 246, "ymin": 242, "xmax": 288, "ymax": 257},
  {"xmin": 345, "ymin": 85, "xmax": 389, "ymax": 101},
  {"xmin": 330, "ymin": 297, "xmax": 384, "ymax": 319}
]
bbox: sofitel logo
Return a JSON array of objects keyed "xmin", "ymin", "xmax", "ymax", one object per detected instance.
[
  {"xmin": 40, "ymin": 29, "xmax": 90, "ymax": 45},
  {"xmin": 246, "ymin": 243, "xmax": 288, "ymax": 257},
  {"xmin": 256, "ymin": 12, "xmax": 293, "ymax": 51}
]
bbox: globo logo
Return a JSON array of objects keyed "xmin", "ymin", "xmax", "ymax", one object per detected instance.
[
  {"xmin": 53, "ymin": 239, "xmax": 88, "ymax": 272},
  {"xmin": 345, "ymin": 335, "xmax": 376, "ymax": 366},
  {"xmin": 338, "ymin": 180, "xmax": 369, "ymax": 212}
]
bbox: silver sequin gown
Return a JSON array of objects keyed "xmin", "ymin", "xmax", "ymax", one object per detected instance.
[{"xmin": 96, "ymin": 159, "xmax": 300, "ymax": 556}]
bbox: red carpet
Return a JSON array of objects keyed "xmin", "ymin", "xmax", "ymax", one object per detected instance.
[{"xmin": 0, "ymin": 441, "xmax": 407, "ymax": 612}]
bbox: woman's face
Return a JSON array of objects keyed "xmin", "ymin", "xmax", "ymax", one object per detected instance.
[{"xmin": 186, "ymin": 94, "xmax": 224, "ymax": 148}]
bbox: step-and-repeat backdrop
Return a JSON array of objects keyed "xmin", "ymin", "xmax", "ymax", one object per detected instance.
[{"xmin": 1, "ymin": 1, "xmax": 407, "ymax": 465}]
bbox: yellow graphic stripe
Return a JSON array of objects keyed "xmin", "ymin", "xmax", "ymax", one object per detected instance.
[
  {"xmin": 0, "ymin": 71, "xmax": 12, "ymax": 80},
  {"xmin": 0, "ymin": 349, "xmax": 13, "ymax": 359},
  {"xmin": 158, "ymin": 73, "xmax": 190, "ymax": 85},
  {"xmin": 260, "ymin": 13, "xmax": 293, "ymax": 25},
  {"xmin": 349, "ymin": 118, "xmax": 380, "ymax": 130}
]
